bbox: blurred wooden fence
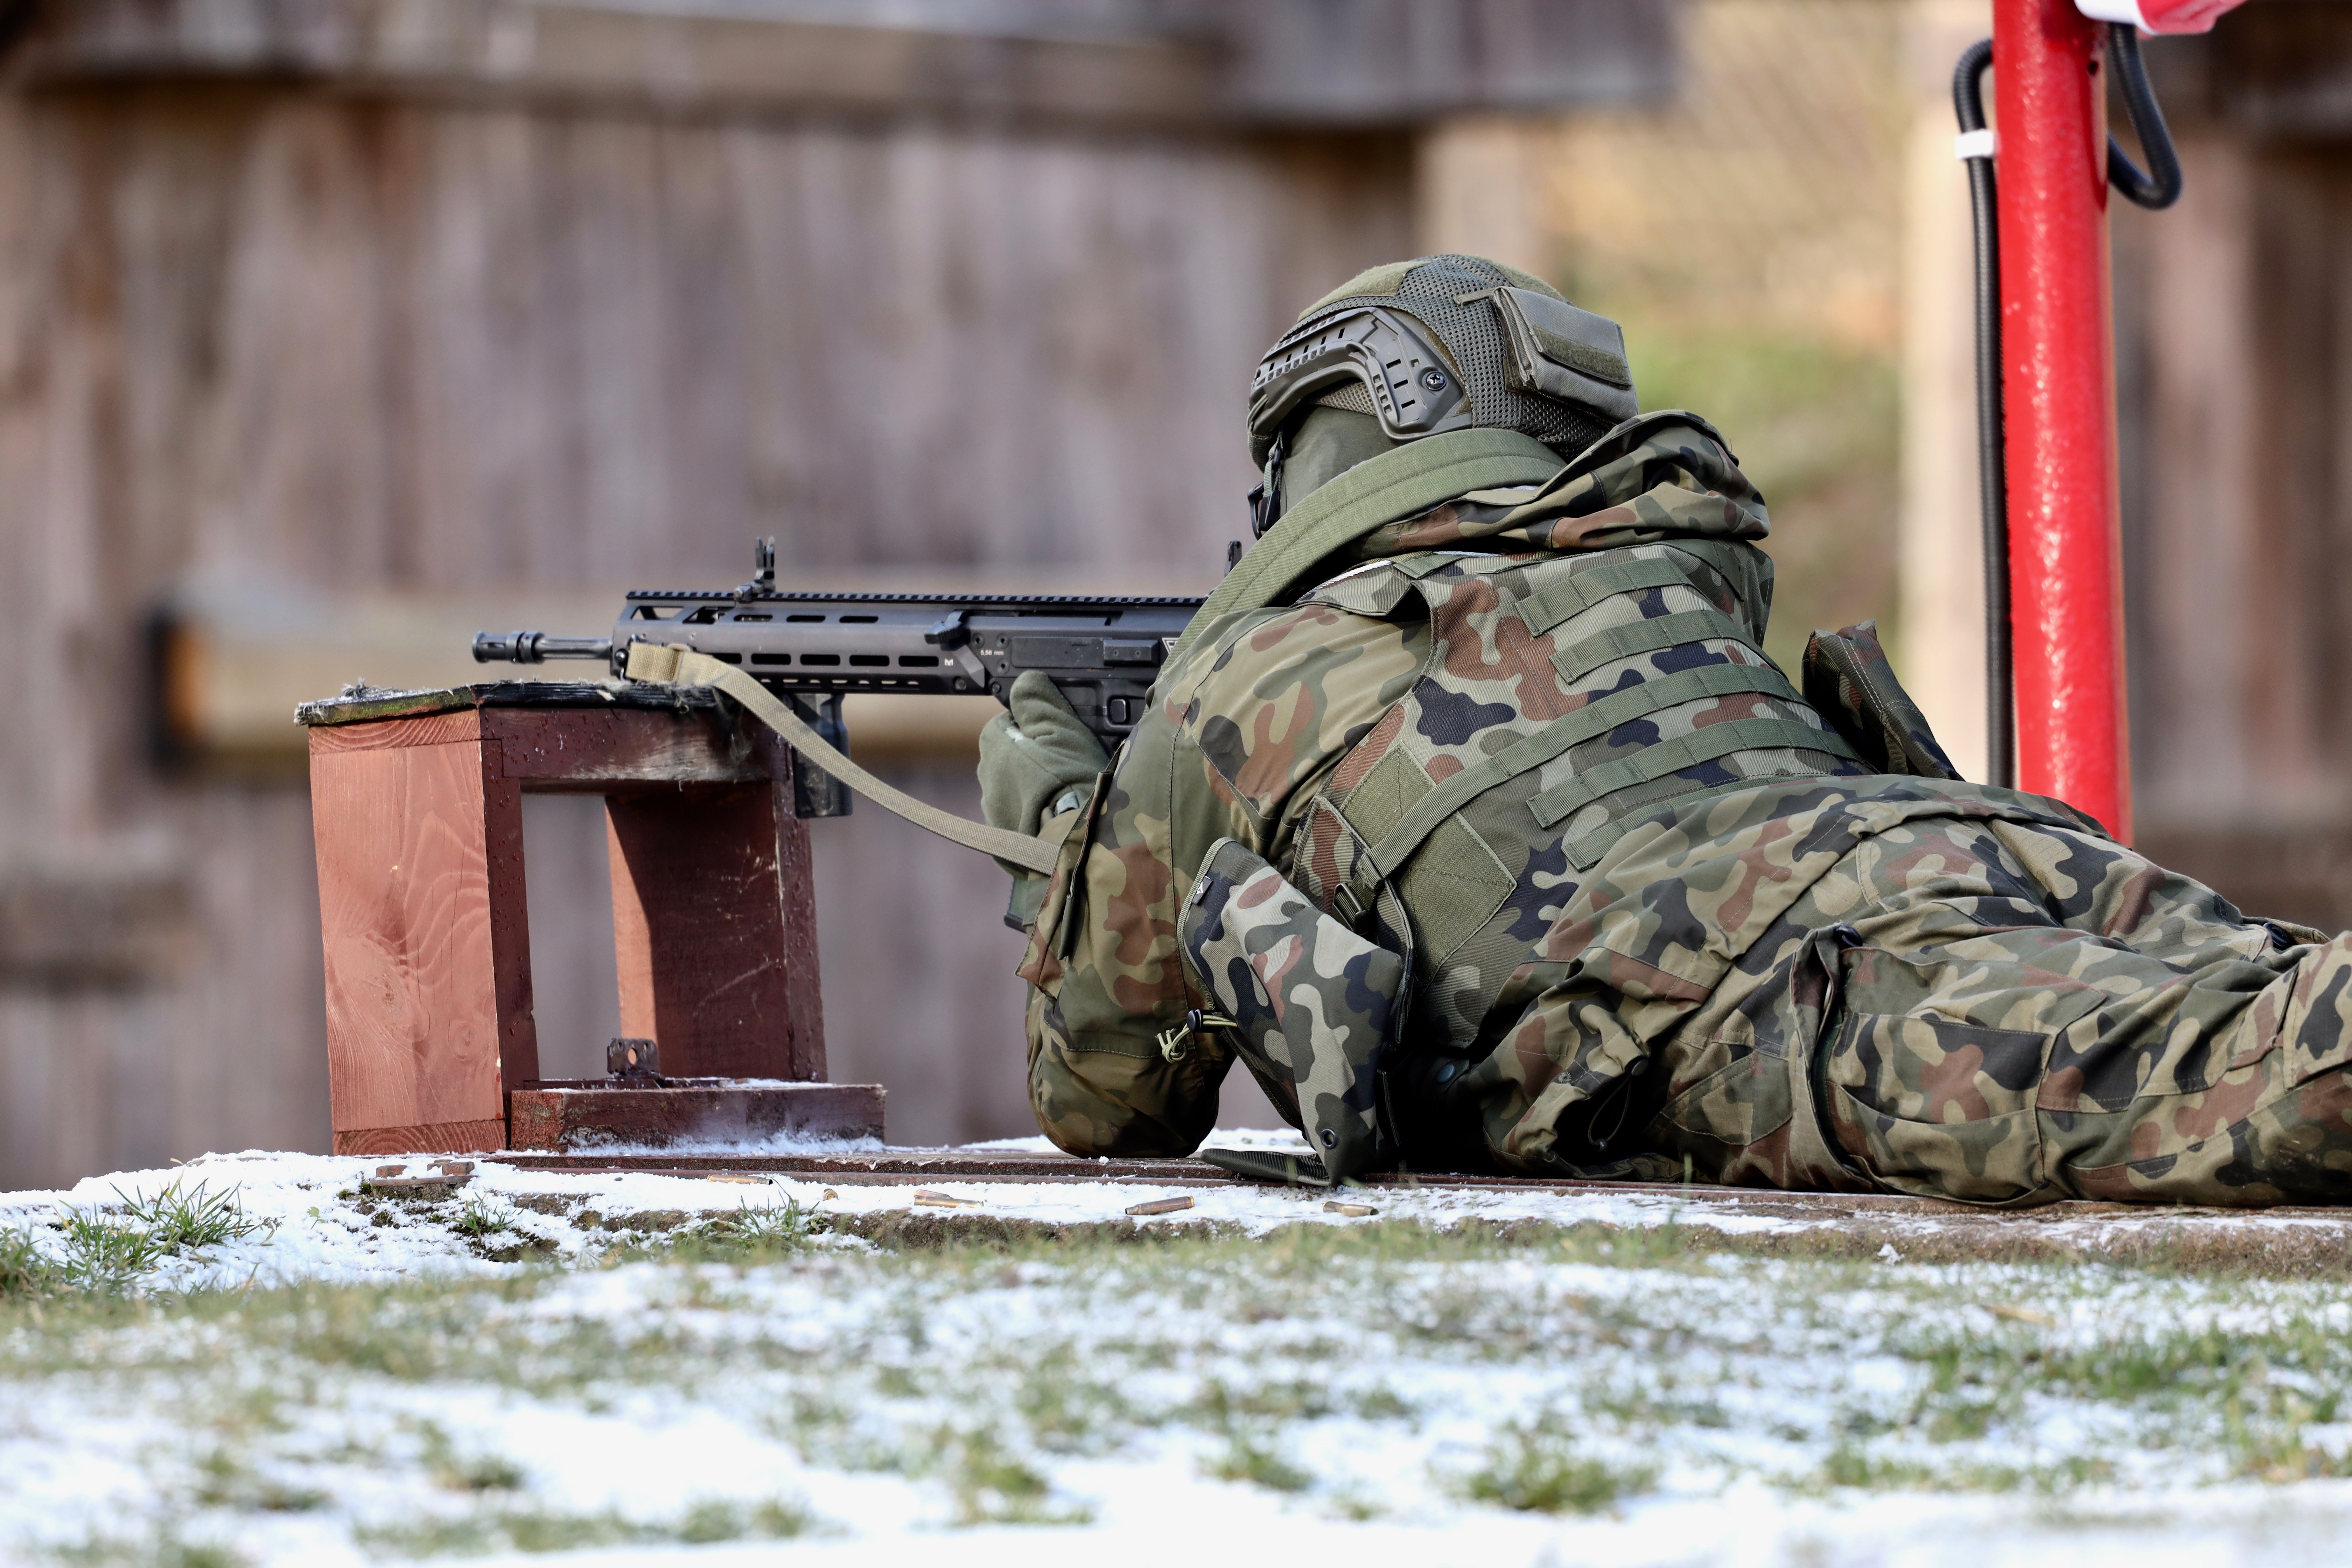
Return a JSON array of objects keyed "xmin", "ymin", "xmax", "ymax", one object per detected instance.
[{"xmin": 0, "ymin": 0, "xmax": 1673, "ymax": 1186}]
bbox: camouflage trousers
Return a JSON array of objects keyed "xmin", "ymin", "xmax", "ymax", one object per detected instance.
[{"xmin": 1649, "ymin": 814, "xmax": 2352, "ymax": 1207}]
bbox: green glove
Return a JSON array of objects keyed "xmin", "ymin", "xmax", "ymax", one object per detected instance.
[{"xmin": 978, "ymin": 672, "xmax": 1110, "ymax": 899}]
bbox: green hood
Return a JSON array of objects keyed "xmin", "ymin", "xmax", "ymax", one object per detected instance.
[
  {"xmin": 1351, "ymin": 408, "xmax": 1765, "ymax": 562},
  {"xmin": 1179, "ymin": 411, "xmax": 1766, "ymax": 660}
]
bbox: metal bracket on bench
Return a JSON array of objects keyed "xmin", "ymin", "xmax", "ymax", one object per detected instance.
[{"xmin": 607, "ymin": 1036, "xmax": 661, "ymax": 1082}]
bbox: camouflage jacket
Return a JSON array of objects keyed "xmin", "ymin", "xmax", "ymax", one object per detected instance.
[{"xmin": 1012, "ymin": 413, "xmax": 2098, "ymax": 1170}]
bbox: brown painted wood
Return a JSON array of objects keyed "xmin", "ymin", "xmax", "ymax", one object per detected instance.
[
  {"xmin": 489, "ymin": 707, "xmax": 769, "ymax": 791},
  {"xmin": 310, "ymin": 729, "xmax": 536, "ymax": 1143},
  {"xmin": 606, "ymin": 762, "xmax": 824, "ymax": 1082},
  {"xmin": 333, "ymin": 1119, "xmax": 509, "ymax": 1156},
  {"xmin": 311, "ymin": 698, "xmax": 826, "ymax": 1153},
  {"xmin": 507, "ymin": 1081, "xmax": 883, "ymax": 1150},
  {"xmin": 308, "ymin": 710, "xmax": 488, "ymax": 754}
]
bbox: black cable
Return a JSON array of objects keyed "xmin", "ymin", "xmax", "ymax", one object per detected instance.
[
  {"xmin": 1950, "ymin": 26, "xmax": 2184, "ymax": 791},
  {"xmin": 1954, "ymin": 38, "xmax": 2013, "ymax": 790},
  {"xmin": 0, "ymin": 1, "xmax": 38, "ymax": 59},
  {"xmin": 2105, "ymin": 24, "xmax": 2183, "ymax": 211}
]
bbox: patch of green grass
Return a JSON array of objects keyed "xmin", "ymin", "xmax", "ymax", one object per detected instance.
[
  {"xmin": 449, "ymin": 1194, "xmax": 514, "ymax": 1239},
  {"xmin": 766, "ymin": 1390, "xmax": 914, "ymax": 1476},
  {"xmin": 1809, "ymin": 1444, "xmax": 2116, "ymax": 1497},
  {"xmin": 1816, "ymin": 1443, "xmax": 1949, "ymax": 1492},
  {"xmin": 1918, "ymin": 1394, "xmax": 2002, "ymax": 1443},
  {"xmin": 1548, "ymin": 1220, "xmax": 1715, "ymax": 1272},
  {"xmin": 20, "ymin": 1217, "xmax": 2352, "ymax": 1556},
  {"xmin": 1876, "ymin": 1303, "xmax": 2352, "ymax": 1483},
  {"xmin": 115, "ymin": 1181, "xmax": 275, "ymax": 1254},
  {"xmin": 21, "ymin": 1180, "xmax": 275, "ymax": 1300},
  {"xmin": 663, "ymin": 1200, "xmax": 818, "ymax": 1261},
  {"xmin": 679, "ymin": 1496, "xmax": 819, "ymax": 1543},
  {"xmin": 940, "ymin": 1431, "xmax": 1093, "ymax": 1526},
  {"xmin": 1013, "ymin": 1350, "xmax": 1131, "ymax": 1453},
  {"xmin": 0, "ymin": 1226, "xmax": 58, "ymax": 1298},
  {"xmin": 1188, "ymin": 1375, "xmax": 1335, "ymax": 1428},
  {"xmin": 1457, "ymin": 1421, "xmax": 1659, "ymax": 1515},
  {"xmin": 56, "ymin": 1210, "xmax": 163, "ymax": 1294},
  {"xmin": 585, "ymin": 1199, "xmax": 823, "ymax": 1269},
  {"xmin": 1206, "ymin": 1431, "xmax": 1314, "ymax": 1493},
  {"xmin": 1587, "ymin": 1383, "xmax": 1731, "ymax": 1432},
  {"xmin": 416, "ymin": 1422, "xmax": 528, "ymax": 1493},
  {"xmin": 354, "ymin": 1496, "xmax": 816, "ymax": 1557},
  {"xmin": 49, "ymin": 1522, "xmax": 248, "ymax": 1567},
  {"xmin": 190, "ymin": 1449, "xmax": 327, "ymax": 1514}
]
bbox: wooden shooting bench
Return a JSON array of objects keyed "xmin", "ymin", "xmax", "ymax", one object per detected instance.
[{"xmin": 299, "ymin": 682, "xmax": 884, "ymax": 1155}]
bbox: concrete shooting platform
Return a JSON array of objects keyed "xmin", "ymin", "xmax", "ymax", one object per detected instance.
[{"xmin": 468, "ymin": 1140, "xmax": 2352, "ymax": 1275}]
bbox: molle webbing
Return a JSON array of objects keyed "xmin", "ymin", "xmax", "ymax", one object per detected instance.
[
  {"xmin": 1358, "ymin": 660, "xmax": 1809, "ymax": 883},
  {"xmin": 1518, "ymin": 558, "xmax": 1689, "ymax": 635},
  {"xmin": 1552, "ymin": 607, "xmax": 1755, "ymax": 687},
  {"xmin": 1657, "ymin": 538, "xmax": 1756, "ymax": 596},
  {"xmin": 1529, "ymin": 715, "xmax": 1861, "ymax": 831},
  {"xmin": 1659, "ymin": 538, "xmax": 1772, "ymax": 642}
]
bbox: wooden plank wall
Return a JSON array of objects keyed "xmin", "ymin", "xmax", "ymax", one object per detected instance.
[
  {"xmin": 2116, "ymin": 8, "xmax": 2352, "ymax": 925},
  {"xmin": 0, "ymin": 84, "xmax": 1413, "ymax": 1186}
]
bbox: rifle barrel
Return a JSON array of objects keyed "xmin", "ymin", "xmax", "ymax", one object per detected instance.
[{"xmin": 474, "ymin": 631, "xmax": 615, "ymax": 664}]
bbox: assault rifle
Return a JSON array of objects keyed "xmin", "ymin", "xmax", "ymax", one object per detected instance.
[{"xmin": 474, "ymin": 540, "xmax": 1203, "ymax": 817}]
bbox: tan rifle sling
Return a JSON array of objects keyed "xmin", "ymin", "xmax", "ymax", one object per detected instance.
[{"xmin": 624, "ymin": 642, "xmax": 1072, "ymax": 875}]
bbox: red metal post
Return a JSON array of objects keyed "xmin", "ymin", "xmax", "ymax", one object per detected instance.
[{"xmin": 1994, "ymin": 0, "xmax": 2130, "ymax": 838}]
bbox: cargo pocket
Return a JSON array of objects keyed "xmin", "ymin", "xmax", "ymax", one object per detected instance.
[
  {"xmin": 1820, "ymin": 1012, "xmax": 2051, "ymax": 1205},
  {"xmin": 1659, "ymin": 1037, "xmax": 1792, "ymax": 1153},
  {"xmin": 1014, "ymin": 771, "xmax": 1114, "ymax": 994}
]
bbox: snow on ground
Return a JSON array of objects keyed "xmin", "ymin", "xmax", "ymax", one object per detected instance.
[
  {"xmin": 7, "ymin": 1141, "xmax": 2352, "ymax": 1565},
  {"xmin": 0, "ymin": 1141, "xmax": 1821, "ymax": 1297}
]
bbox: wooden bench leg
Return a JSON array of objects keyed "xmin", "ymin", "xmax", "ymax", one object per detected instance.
[
  {"xmin": 605, "ymin": 777, "xmax": 825, "ymax": 1081},
  {"xmin": 310, "ymin": 716, "xmax": 535, "ymax": 1154}
]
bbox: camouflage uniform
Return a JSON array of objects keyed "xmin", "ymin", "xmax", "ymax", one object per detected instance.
[{"xmin": 1010, "ymin": 412, "xmax": 2352, "ymax": 1208}]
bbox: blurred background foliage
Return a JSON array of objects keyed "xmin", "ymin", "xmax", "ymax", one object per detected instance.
[
  {"xmin": 1622, "ymin": 323, "xmax": 1901, "ymax": 676},
  {"xmin": 1536, "ymin": 0, "xmax": 1913, "ymax": 673}
]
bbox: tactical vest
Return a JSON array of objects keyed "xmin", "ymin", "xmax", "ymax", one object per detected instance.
[
  {"xmin": 1167, "ymin": 423, "xmax": 1967, "ymax": 1182},
  {"xmin": 1173, "ymin": 421, "xmax": 1955, "ymax": 1068},
  {"xmin": 1278, "ymin": 542, "xmax": 1868, "ymax": 1048}
]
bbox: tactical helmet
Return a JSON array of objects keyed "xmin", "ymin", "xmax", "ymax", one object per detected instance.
[{"xmin": 1246, "ymin": 254, "xmax": 1639, "ymax": 471}]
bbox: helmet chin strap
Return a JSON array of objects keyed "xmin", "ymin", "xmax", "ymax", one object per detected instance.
[{"xmin": 1246, "ymin": 427, "xmax": 1288, "ymax": 539}]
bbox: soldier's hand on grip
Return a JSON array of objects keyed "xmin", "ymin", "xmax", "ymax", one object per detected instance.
[{"xmin": 978, "ymin": 671, "xmax": 1109, "ymax": 870}]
